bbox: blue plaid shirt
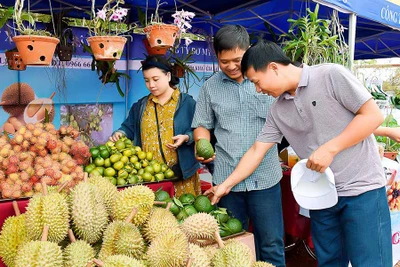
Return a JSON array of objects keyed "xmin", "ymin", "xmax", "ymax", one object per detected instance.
[{"xmin": 192, "ymin": 72, "xmax": 282, "ymax": 192}]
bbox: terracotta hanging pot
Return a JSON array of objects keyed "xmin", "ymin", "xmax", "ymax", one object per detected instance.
[
  {"xmin": 87, "ymin": 36, "xmax": 127, "ymax": 61},
  {"xmin": 142, "ymin": 38, "xmax": 169, "ymax": 55},
  {"xmin": 56, "ymin": 44, "xmax": 73, "ymax": 61},
  {"xmin": 12, "ymin": 35, "xmax": 60, "ymax": 65},
  {"xmin": 173, "ymin": 64, "xmax": 185, "ymax": 78},
  {"xmin": 384, "ymin": 151, "xmax": 398, "ymax": 160},
  {"xmin": 143, "ymin": 24, "xmax": 179, "ymax": 48},
  {"xmin": 5, "ymin": 51, "xmax": 26, "ymax": 71}
]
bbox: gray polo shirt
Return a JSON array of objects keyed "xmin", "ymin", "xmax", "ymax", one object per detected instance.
[
  {"xmin": 257, "ymin": 64, "xmax": 385, "ymax": 196},
  {"xmin": 192, "ymin": 71, "xmax": 282, "ymax": 192}
]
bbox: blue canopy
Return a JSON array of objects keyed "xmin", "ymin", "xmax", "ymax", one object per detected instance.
[{"xmin": 2, "ymin": 0, "xmax": 400, "ymax": 59}]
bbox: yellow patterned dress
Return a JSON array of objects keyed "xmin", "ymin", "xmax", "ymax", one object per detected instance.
[{"xmin": 141, "ymin": 89, "xmax": 201, "ymax": 197}]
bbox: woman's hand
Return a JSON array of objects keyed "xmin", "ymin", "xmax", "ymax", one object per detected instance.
[
  {"xmin": 109, "ymin": 132, "xmax": 124, "ymax": 142},
  {"xmin": 195, "ymin": 154, "xmax": 216, "ymax": 163},
  {"xmin": 166, "ymin": 135, "xmax": 189, "ymax": 150}
]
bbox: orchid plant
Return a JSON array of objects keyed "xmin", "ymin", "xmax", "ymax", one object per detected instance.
[
  {"xmin": 90, "ymin": 0, "xmax": 133, "ymax": 36},
  {"xmin": 172, "ymin": 9, "xmax": 195, "ymax": 47}
]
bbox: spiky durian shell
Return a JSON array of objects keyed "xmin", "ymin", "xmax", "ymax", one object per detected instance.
[
  {"xmin": 14, "ymin": 240, "xmax": 63, "ymax": 267},
  {"xmin": 146, "ymin": 228, "xmax": 189, "ymax": 267},
  {"xmin": 63, "ymin": 240, "xmax": 96, "ymax": 267},
  {"xmin": 88, "ymin": 175, "xmax": 118, "ymax": 215},
  {"xmin": 252, "ymin": 261, "xmax": 276, "ymax": 267},
  {"xmin": 180, "ymin": 213, "xmax": 219, "ymax": 245},
  {"xmin": 189, "ymin": 243, "xmax": 212, "ymax": 267},
  {"xmin": 71, "ymin": 182, "xmax": 108, "ymax": 244},
  {"xmin": 204, "ymin": 246, "xmax": 218, "ymax": 262},
  {"xmin": 98, "ymin": 221, "xmax": 145, "ymax": 260},
  {"xmin": 102, "ymin": 254, "xmax": 147, "ymax": 267},
  {"xmin": 25, "ymin": 192, "xmax": 69, "ymax": 243},
  {"xmin": 111, "ymin": 185, "xmax": 155, "ymax": 227},
  {"xmin": 1, "ymin": 82, "xmax": 35, "ymax": 116},
  {"xmin": 141, "ymin": 207, "xmax": 180, "ymax": 243},
  {"xmin": 0, "ymin": 214, "xmax": 28, "ymax": 267},
  {"xmin": 212, "ymin": 239, "xmax": 254, "ymax": 267}
]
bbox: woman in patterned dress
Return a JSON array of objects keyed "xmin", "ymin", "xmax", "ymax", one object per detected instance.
[{"xmin": 110, "ymin": 55, "xmax": 200, "ymax": 197}]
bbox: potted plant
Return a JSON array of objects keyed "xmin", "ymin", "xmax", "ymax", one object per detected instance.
[
  {"xmin": 82, "ymin": 42, "xmax": 129, "ymax": 97},
  {"xmin": 12, "ymin": 0, "xmax": 60, "ymax": 65},
  {"xmin": 280, "ymin": 4, "xmax": 348, "ymax": 66},
  {"xmin": 168, "ymin": 49, "xmax": 200, "ymax": 93},
  {"xmin": 86, "ymin": 0, "xmax": 132, "ymax": 61},
  {"xmin": 52, "ymin": 11, "xmax": 75, "ymax": 61}
]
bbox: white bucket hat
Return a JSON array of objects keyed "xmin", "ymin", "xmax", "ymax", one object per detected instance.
[{"xmin": 291, "ymin": 159, "xmax": 338, "ymax": 210}]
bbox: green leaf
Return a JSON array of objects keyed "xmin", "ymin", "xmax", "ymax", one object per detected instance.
[
  {"xmin": 44, "ymin": 108, "xmax": 50, "ymax": 123},
  {"xmin": 116, "ymin": 80, "xmax": 125, "ymax": 97}
]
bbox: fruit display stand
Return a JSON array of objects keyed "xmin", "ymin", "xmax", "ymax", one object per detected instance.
[{"xmin": 0, "ymin": 181, "xmax": 174, "ymax": 267}]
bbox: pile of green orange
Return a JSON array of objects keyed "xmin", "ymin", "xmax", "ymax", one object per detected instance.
[
  {"xmin": 155, "ymin": 189, "xmax": 243, "ymax": 237},
  {"xmin": 84, "ymin": 137, "xmax": 175, "ymax": 186}
]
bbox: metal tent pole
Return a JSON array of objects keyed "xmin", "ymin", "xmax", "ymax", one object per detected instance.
[{"xmin": 348, "ymin": 12, "xmax": 357, "ymax": 72}]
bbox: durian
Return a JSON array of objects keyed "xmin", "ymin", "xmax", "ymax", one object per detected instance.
[
  {"xmin": 93, "ymin": 255, "xmax": 146, "ymax": 267},
  {"xmin": 71, "ymin": 182, "xmax": 108, "ymax": 243},
  {"xmin": 146, "ymin": 228, "xmax": 189, "ymax": 267},
  {"xmin": 14, "ymin": 225, "xmax": 63, "ymax": 267},
  {"xmin": 25, "ymin": 186, "xmax": 69, "ymax": 243},
  {"xmin": 252, "ymin": 261, "xmax": 276, "ymax": 267},
  {"xmin": 204, "ymin": 246, "xmax": 218, "ymax": 262},
  {"xmin": 98, "ymin": 208, "xmax": 145, "ymax": 261},
  {"xmin": 0, "ymin": 82, "xmax": 35, "ymax": 116},
  {"xmin": 141, "ymin": 207, "xmax": 180, "ymax": 243},
  {"xmin": 63, "ymin": 229, "xmax": 96, "ymax": 267},
  {"xmin": 212, "ymin": 239, "xmax": 255, "ymax": 267},
  {"xmin": 88, "ymin": 174, "xmax": 118, "ymax": 215},
  {"xmin": 0, "ymin": 201, "xmax": 28, "ymax": 267},
  {"xmin": 112, "ymin": 185, "xmax": 155, "ymax": 226},
  {"xmin": 188, "ymin": 243, "xmax": 212, "ymax": 267},
  {"xmin": 180, "ymin": 212, "xmax": 219, "ymax": 245}
]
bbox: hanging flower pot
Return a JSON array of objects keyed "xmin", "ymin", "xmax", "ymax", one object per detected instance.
[
  {"xmin": 12, "ymin": 35, "xmax": 60, "ymax": 65},
  {"xmin": 143, "ymin": 24, "xmax": 179, "ymax": 48},
  {"xmin": 5, "ymin": 51, "xmax": 26, "ymax": 71},
  {"xmin": 142, "ymin": 38, "xmax": 169, "ymax": 56},
  {"xmin": 87, "ymin": 36, "xmax": 127, "ymax": 61},
  {"xmin": 173, "ymin": 64, "xmax": 185, "ymax": 78},
  {"xmin": 56, "ymin": 44, "xmax": 73, "ymax": 61}
]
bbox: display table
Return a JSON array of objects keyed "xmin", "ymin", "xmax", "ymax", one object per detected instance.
[{"xmin": 0, "ymin": 181, "xmax": 174, "ymax": 267}]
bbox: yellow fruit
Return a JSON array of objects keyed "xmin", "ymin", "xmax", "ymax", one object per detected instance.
[
  {"xmin": 141, "ymin": 207, "xmax": 180, "ymax": 243},
  {"xmin": 63, "ymin": 240, "xmax": 95, "ymax": 267},
  {"xmin": 180, "ymin": 213, "xmax": 219, "ymax": 245}
]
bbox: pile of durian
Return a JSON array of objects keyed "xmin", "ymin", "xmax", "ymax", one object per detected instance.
[{"xmin": 0, "ymin": 175, "xmax": 275, "ymax": 267}]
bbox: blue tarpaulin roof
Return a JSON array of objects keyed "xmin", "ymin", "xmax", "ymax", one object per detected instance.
[{"xmin": 1, "ymin": 0, "xmax": 400, "ymax": 59}]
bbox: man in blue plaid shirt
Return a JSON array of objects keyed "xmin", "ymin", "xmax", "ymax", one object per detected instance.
[{"xmin": 192, "ymin": 25, "xmax": 285, "ymax": 266}]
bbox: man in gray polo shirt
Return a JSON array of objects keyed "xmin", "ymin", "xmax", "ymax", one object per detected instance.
[{"xmin": 205, "ymin": 40, "xmax": 392, "ymax": 267}]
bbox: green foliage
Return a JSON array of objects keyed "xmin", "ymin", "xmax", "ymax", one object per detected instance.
[
  {"xmin": 0, "ymin": 6, "xmax": 13, "ymax": 29},
  {"xmin": 280, "ymin": 4, "xmax": 348, "ymax": 66},
  {"xmin": 168, "ymin": 49, "xmax": 200, "ymax": 93},
  {"xmin": 376, "ymin": 113, "xmax": 400, "ymax": 152},
  {"xmin": 13, "ymin": 0, "xmax": 53, "ymax": 36}
]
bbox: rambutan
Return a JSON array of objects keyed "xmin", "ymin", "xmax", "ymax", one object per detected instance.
[
  {"xmin": 23, "ymin": 191, "xmax": 34, "ymax": 197},
  {"xmin": 61, "ymin": 144, "xmax": 70, "ymax": 153},
  {"xmin": 1, "ymin": 158, "xmax": 10, "ymax": 169},
  {"xmin": 45, "ymin": 123, "xmax": 56, "ymax": 132},
  {"xmin": 41, "ymin": 175, "xmax": 52, "ymax": 185},
  {"xmin": 37, "ymin": 149, "xmax": 48, "ymax": 158},
  {"xmin": 2, "ymin": 189, "xmax": 12, "ymax": 199},
  {"xmin": 35, "ymin": 168, "xmax": 45, "ymax": 177},
  {"xmin": 33, "ymin": 182, "xmax": 42, "ymax": 192},
  {"xmin": 8, "ymin": 173, "xmax": 20, "ymax": 182},
  {"xmin": 58, "ymin": 152, "xmax": 69, "ymax": 162},
  {"xmin": 0, "ymin": 170, "xmax": 5, "ymax": 180},
  {"xmin": 21, "ymin": 182, "xmax": 33, "ymax": 193},
  {"xmin": 12, "ymin": 145, "xmax": 23, "ymax": 153},
  {"xmin": 46, "ymin": 139, "xmax": 57, "ymax": 150},
  {"xmin": 19, "ymin": 160, "xmax": 31, "ymax": 171},
  {"xmin": 66, "ymin": 160, "xmax": 76, "ymax": 169},
  {"xmin": 20, "ymin": 171, "xmax": 30, "ymax": 182},
  {"xmin": 6, "ymin": 164, "xmax": 18, "ymax": 175},
  {"xmin": 23, "ymin": 130, "xmax": 33, "ymax": 140},
  {"xmin": 59, "ymin": 125, "xmax": 67, "ymax": 135},
  {"xmin": 0, "ymin": 148, "xmax": 10, "ymax": 158},
  {"xmin": 8, "ymin": 155, "xmax": 19, "ymax": 165},
  {"xmin": 54, "ymin": 171, "xmax": 62, "ymax": 181},
  {"xmin": 11, "ymin": 190, "xmax": 22, "ymax": 199},
  {"xmin": 45, "ymin": 168, "xmax": 55, "ymax": 178},
  {"xmin": 32, "ymin": 128, "xmax": 42, "ymax": 137},
  {"xmin": 61, "ymin": 166, "xmax": 71, "ymax": 174},
  {"xmin": 22, "ymin": 140, "xmax": 30, "ymax": 150},
  {"xmin": 13, "ymin": 133, "xmax": 24, "ymax": 145},
  {"xmin": 30, "ymin": 175, "xmax": 40, "ymax": 184},
  {"xmin": 26, "ymin": 123, "xmax": 35, "ymax": 131},
  {"xmin": 35, "ymin": 122, "xmax": 44, "ymax": 129}
]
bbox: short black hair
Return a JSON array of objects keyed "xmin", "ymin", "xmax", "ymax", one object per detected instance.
[
  {"xmin": 213, "ymin": 25, "xmax": 250, "ymax": 55},
  {"xmin": 141, "ymin": 55, "xmax": 179, "ymax": 86},
  {"xmin": 241, "ymin": 40, "xmax": 292, "ymax": 75}
]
